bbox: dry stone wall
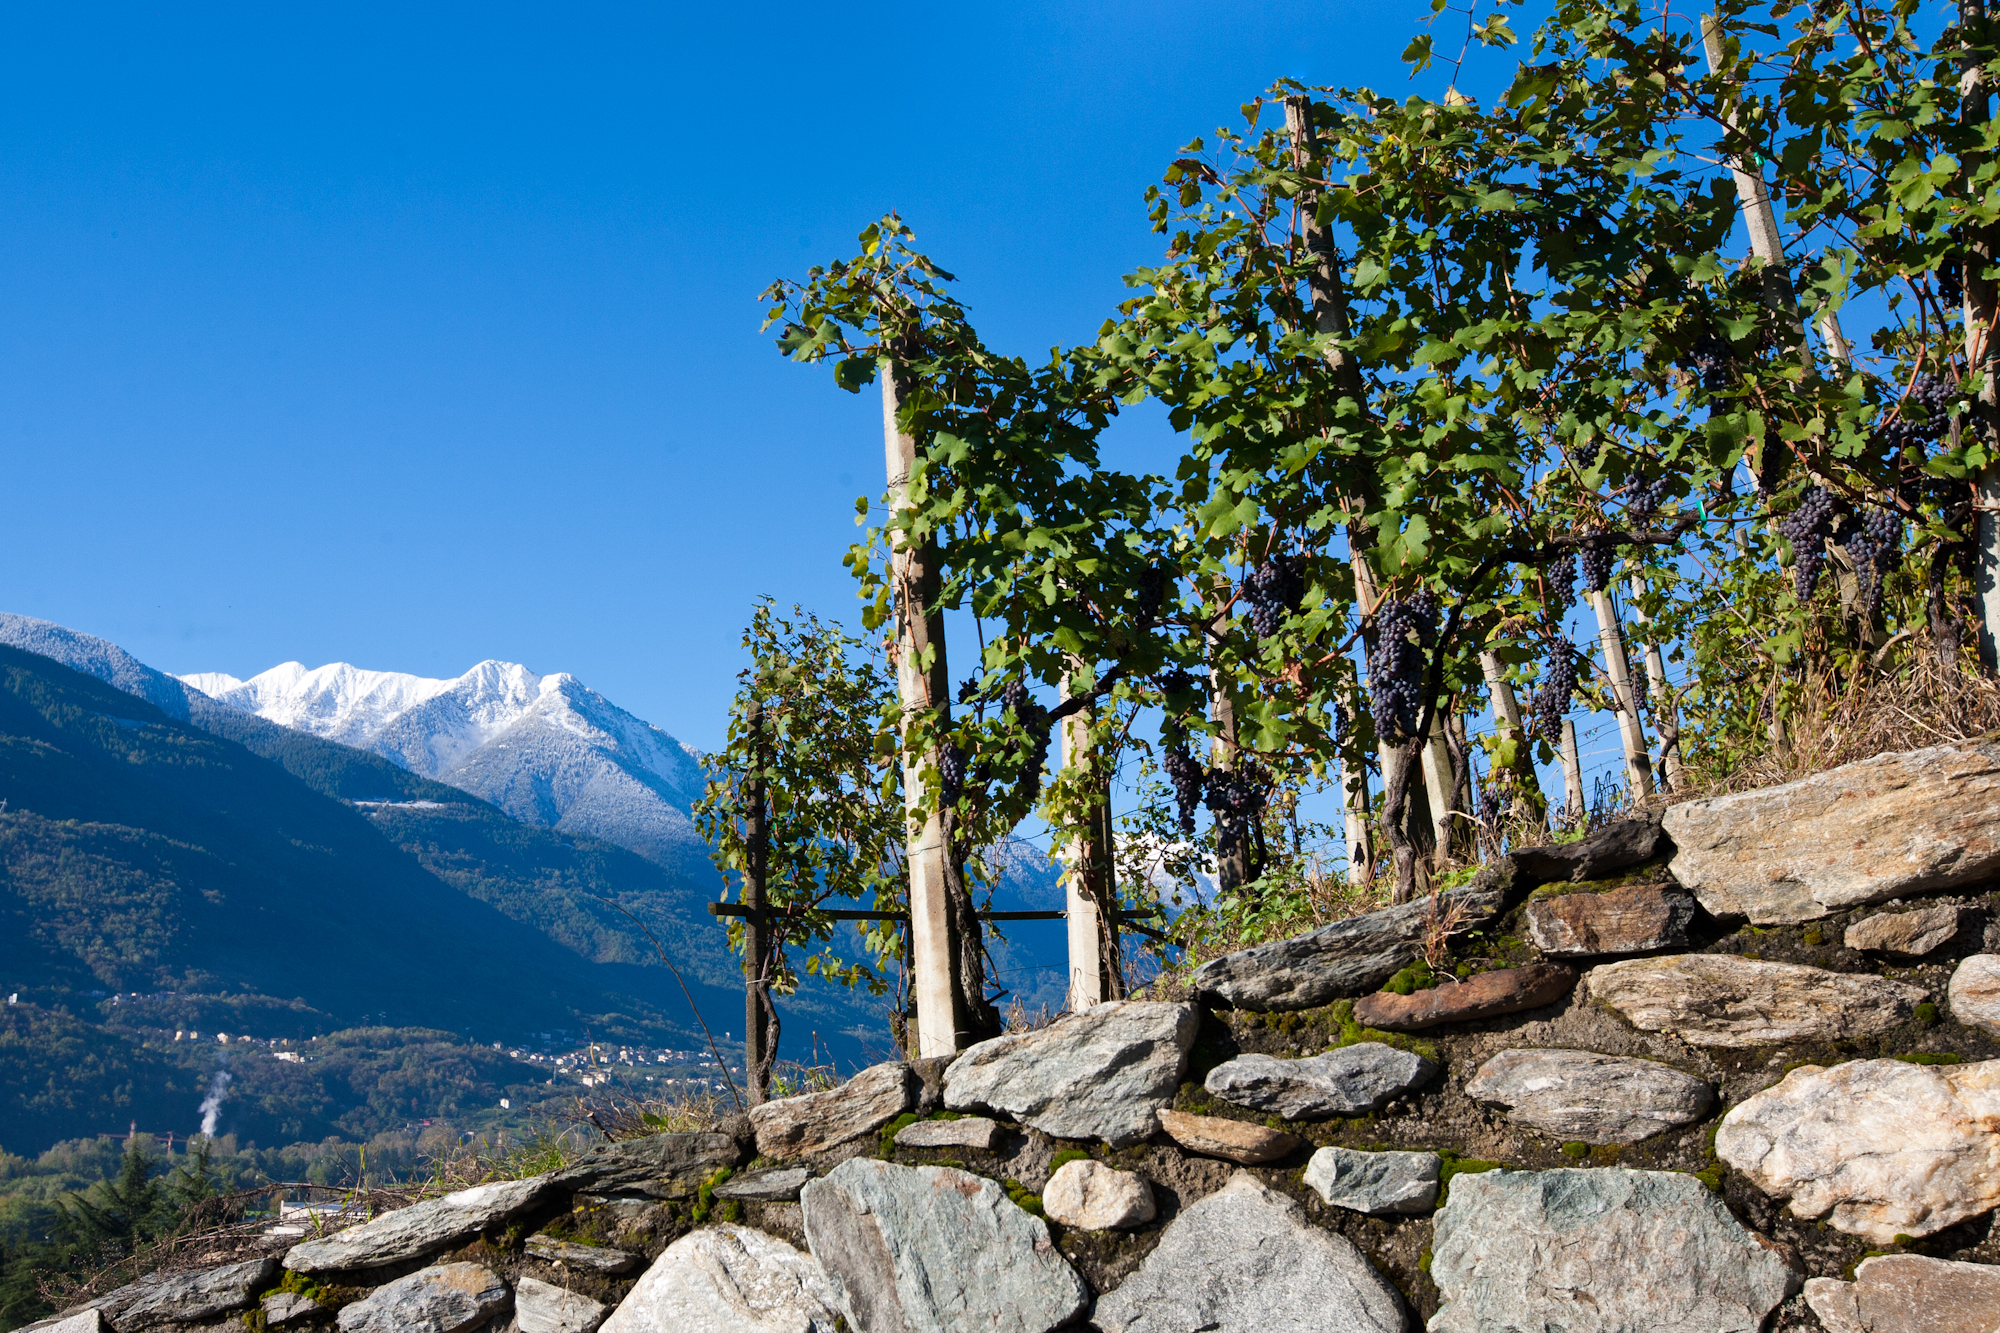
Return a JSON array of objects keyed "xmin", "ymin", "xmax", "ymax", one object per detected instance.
[{"xmin": 33, "ymin": 740, "xmax": 2000, "ymax": 1332}]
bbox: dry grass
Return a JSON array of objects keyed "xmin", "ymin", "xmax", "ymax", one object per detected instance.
[{"xmin": 1682, "ymin": 640, "xmax": 2000, "ymax": 799}]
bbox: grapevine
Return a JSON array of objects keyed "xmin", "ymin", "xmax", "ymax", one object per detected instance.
[
  {"xmin": 1531, "ymin": 640, "xmax": 1579, "ymax": 744},
  {"xmin": 1774, "ymin": 487, "xmax": 1835, "ymax": 598},
  {"xmin": 1367, "ymin": 591, "xmax": 1440, "ymax": 742},
  {"xmin": 1241, "ymin": 555, "xmax": 1305, "ymax": 639}
]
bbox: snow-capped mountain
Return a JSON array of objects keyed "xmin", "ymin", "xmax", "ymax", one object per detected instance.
[{"xmin": 182, "ymin": 659, "xmax": 710, "ymax": 869}]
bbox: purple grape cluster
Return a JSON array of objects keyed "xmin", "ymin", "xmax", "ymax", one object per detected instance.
[
  {"xmin": 1242, "ymin": 555, "xmax": 1305, "ymax": 639},
  {"xmin": 1531, "ymin": 640, "xmax": 1579, "ymax": 744},
  {"xmin": 1204, "ymin": 767, "xmax": 1267, "ymax": 865},
  {"xmin": 1540, "ymin": 549, "xmax": 1577, "ymax": 622},
  {"xmin": 1367, "ymin": 591, "xmax": 1440, "ymax": 742},
  {"xmin": 1578, "ymin": 538, "xmax": 1615, "ymax": 595},
  {"xmin": 1839, "ymin": 504, "xmax": 1903, "ymax": 619},
  {"xmin": 1626, "ymin": 476, "xmax": 1667, "ymax": 527},
  {"xmin": 1684, "ymin": 332, "xmax": 1732, "ymax": 391},
  {"xmin": 1775, "ymin": 486, "xmax": 1836, "ymax": 597},
  {"xmin": 1880, "ymin": 374, "xmax": 1961, "ymax": 452},
  {"xmin": 956, "ymin": 677, "xmax": 983, "ymax": 705},
  {"xmin": 1136, "ymin": 562, "xmax": 1170, "ymax": 623},
  {"xmin": 999, "ymin": 680, "xmax": 1051, "ymax": 803},
  {"xmin": 939, "ymin": 744, "xmax": 966, "ymax": 802},
  {"xmin": 1476, "ymin": 776, "xmax": 1501, "ymax": 826},
  {"xmin": 1628, "ymin": 659, "xmax": 1649, "ymax": 715},
  {"xmin": 1156, "ymin": 669, "xmax": 1202, "ymax": 700},
  {"xmin": 1162, "ymin": 745, "xmax": 1204, "ymax": 836},
  {"xmin": 1939, "ymin": 256, "xmax": 1964, "ymax": 308}
]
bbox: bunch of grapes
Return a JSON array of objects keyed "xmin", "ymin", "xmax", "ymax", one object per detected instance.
[
  {"xmin": 1939, "ymin": 256, "xmax": 1965, "ymax": 308},
  {"xmin": 1879, "ymin": 374, "xmax": 1961, "ymax": 452},
  {"xmin": 1476, "ymin": 777, "xmax": 1502, "ymax": 826},
  {"xmin": 1241, "ymin": 555, "xmax": 1306, "ymax": 639},
  {"xmin": 998, "ymin": 680, "xmax": 1051, "ymax": 802},
  {"xmin": 956, "ymin": 677, "xmax": 983, "ymax": 706},
  {"xmin": 1017, "ymin": 733, "xmax": 1052, "ymax": 804},
  {"xmin": 1531, "ymin": 641, "xmax": 1579, "ymax": 744},
  {"xmin": 1135, "ymin": 562, "xmax": 1171, "ymax": 623},
  {"xmin": 1367, "ymin": 592, "xmax": 1439, "ymax": 741},
  {"xmin": 1840, "ymin": 505, "xmax": 1904, "ymax": 620},
  {"xmin": 1156, "ymin": 669, "xmax": 1202, "ymax": 701},
  {"xmin": 1775, "ymin": 486, "xmax": 1836, "ymax": 597},
  {"xmin": 1626, "ymin": 476, "xmax": 1667, "ymax": 527},
  {"xmin": 1578, "ymin": 537, "xmax": 1616, "ymax": 595},
  {"xmin": 1162, "ymin": 746, "xmax": 1205, "ymax": 836},
  {"xmin": 1684, "ymin": 332, "xmax": 1732, "ymax": 391},
  {"xmin": 1204, "ymin": 767, "xmax": 1268, "ymax": 864},
  {"xmin": 1000, "ymin": 680, "xmax": 1031, "ymax": 717},
  {"xmin": 1628, "ymin": 659, "xmax": 1649, "ymax": 715},
  {"xmin": 938, "ymin": 744, "xmax": 966, "ymax": 802},
  {"xmin": 1539, "ymin": 549, "xmax": 1577, "ymax": 622}
]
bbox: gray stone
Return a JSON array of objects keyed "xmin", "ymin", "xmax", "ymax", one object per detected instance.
[
  {"xmin": 712, "ymin": 1166, "xmax": 812, "ymax": 1204},
  {"xmin": 1803, "ymin": 1254, "xmax": 2000, "ymax": 1333},
  {"xmin": 1428, "ymin": 1168, "xmax": 1797, "ymax": 1333},
  {"xmin": 1041, "ymin": 1159, "xmax": 1155, "ymax": 1230},
  {"xmin": 800, "ymin": 1158, "xmax": 1086, "ymax": 1333},
  {"xmin": 1203, "ymin": 1043, "xmax": 1436, "ymax": 1118},
  {"xmin": 600, "ymin": 1223, "xmax": 837, "ymax": 1333},
  {"xmin": 1191, "ymin": 886, "xmax": 1501, "ymax": 1010},
  {"xmin": 1525, "ymin": 882, "xmax": 1697, "ymax": 956},
  {"xmin": 1463, "ymin": 1048, "xmax": 1714, "ymax": 1145},
  {"xmin": 1846, "ymin": 905, "xmax": 1968, "ymax": 956},
  {"xmin": 119, "ymin": 1257, "xmax": 278, "ymax": 1326},
  {"xmin": 1663, "ymin": 741, "xmax": 2000, "ymax": 924},
  {"xmin": 1508, "ymin": 811, "xmax": 1669, "ymax": 884},
  {"xmin": 287, "ymin": 1174, "xmax": 562, "ymax": 1273},
  {"xmin": 1303, "ymin": 1146, "xmax": 1440, "ymax": 1215},
  {"xmin": 1092, "ymin": 1170, "xmax": 1405, "ymax": 1333},
  {"xmin": 750, "ymin": 1061, "xmax": 917, "ymax": 1159},
  {"xmin": 525, "ymin": 1234, "xmax": 642, "ymax": 1274},
  {"xmin": 893, "ymin": 1116, "xmax": 1004, "ymax": 1151},
  {"xmin": 18, "ymin": 1312, "xmax": 109, "ymax": 1333},
  {"xmin": 1155, "ymin": 1109, "xmax": 1302, "ymax": 1164},
  {"xmin": 1715, "ymin": 1057, "xmax": 2000, "ymax": 1243},
  {"xmin": 552, "ymin": 1131, "xmax": 742, "ymax": 1199},
  {"xmin": 261, "ymin": 1291, "xmax": 319, "ymax": 1325},
  {"xmin": 1948, "ymin": 953, "xmax": 2000, "ymax": 1037},
  {"xmin": 513, "ymin": 1275, "xmax": 608, "ymax": 1333},
  {"xmin": 335, "ymin": 1262, "xmax": 511, "ymax": 1333},
  {"xmin": 34, "ymin": 1275, "xmax": 166, "ymax": 1329},
  {"xmin": 1585, "ymin": 954, "xmax": 1927, "ymax": 1048},
  {"xmin": 943, "ymin": 1000, "xmax": 1197, "ymax": 1147}
]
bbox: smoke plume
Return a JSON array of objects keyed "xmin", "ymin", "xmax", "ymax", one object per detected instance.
[{"xmin": 198, "ymin": 1067, "xmax": 232, "ymax": 1137}]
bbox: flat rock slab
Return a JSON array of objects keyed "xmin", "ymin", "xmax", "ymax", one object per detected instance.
[
  {"xmin": 526, "ymin": 1234, "xmax": 643, "ymax": 1275},
  {"xmin": 19, "ymin": 1312, "xmax": 109, "ymax": 1333},
  {"xmin": 1093, "ymin": 1170, "xmax": 1405, "ymax": 1333},
  {"xmin": 600, "ymin": 1223, "xmax": 837, "ymax": 1333},
  {"xmin": 1429, "ymin": 1168, "xmax": 1796, "ymax": 1333},
  {"xmin": 120, "ymin": 1257, "xmax": 278, "ymax": 1325},
  {"xmin": 943, "ymin": 1000, "xmax": 1197, "ymax": 1147},
  {"xmin": 1846, "ymin": 905, "xmax": 1967, "ymax": 956},
  {"xmin": 553, "ymin": 1131, "xmax": 743, "ymax": 1199},
  {"xmin": 1525, "ymin": 882, "xmax": 1697, "ymax": 956},
  {"xmin": 800, "ymin": 1159, "xmax": 1087, "ymax": 1333},
  {"xmin": 750, "ymin": 1061, "xmax": 917, "ymax": 1159},
  {"xmin": 1585, "ymin": 954, "xmax": 1926, "ymax": 1048},
  {"xmin": 1804, "ymin": 1254, "xmax": 2000, "ymax": 1333},
  {"xmin": 1191, "ymin": 887, "xmax": 1500, "ymax": 1011},
  {"xmin": 1156, "ymin": 1109, "xmax": 1302, "ymax": 1164},
  {"xmin": 1464, "ymin": 1048, "xmax": 1714, "ymax": 1146},
  {"xmin": 1203, "ymin": 1043, "xmax": 1436, "ymax": 1118},
  {"xmin": 713, "ymin": 1167, "xmax": 812, "ymax": 1204},
  {"xmin": 1716, "ymin": 1057, "xmax": 2000, "ymax": 1243},
  {"xmin": 261, "ymin": 1291, "xmax": 319, "ymax": 1325},
  {"xmin": 288, "ymin": 1175, "xmax": 562, "ymax": 1273},
  {"xmin": 513, "ymin": 1275, "xmax": 609, "ymax": 1333},
  {"xmin": 1352, "ymin": 963, "xmax": 1575, "ymax": 1031},
  {"xmin": 1948, "ymin": 953, "xmax": 2000, "ymax": 1037},
  {"xmin": 336, "ymin": 1261, "xmax": 511, "ymax": 1333},
  {"xmin": 1663, "ymin": 741, "xmax": 2000, "ymax": 924},
  {"xmin": 1303, "ymin": 1146, "xmax": 1439, "ymax": 1215},
  {"xmin": 1041, "ymin": 1159, "xmax": 1155, "ymax": 1230},
  {"xmin": 893, "ymin": 1116, "xmax": 1004, "ymax": 1151}
]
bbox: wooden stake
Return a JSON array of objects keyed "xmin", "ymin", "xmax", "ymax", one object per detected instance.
[
  {"xmin": 1623, "ymin": 574, "xmax": 1685, "ymax": 792},
  {"xmin": 1560, "ymin": 719, "xmax": 1586, "ymax": 825},
  {"xmin": 882, "ymin": 357, "xmax": 959, "ymax": 1058},
  {"xmin": 743, "ymin": 699, "xmax": 772, "ymax": 1104},
  {"xmin": 1586, "ymin": 588, "xmax": 1655, "ymax": 799},
  {"xmin": 1060, "ymin": 670, "xmax": 1118, "ymax": 1010}
]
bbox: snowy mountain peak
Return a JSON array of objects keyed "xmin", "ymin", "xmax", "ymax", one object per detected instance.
[{"xmin": 180, "ymin": 655, "xmax": 709, "ymax": 869}]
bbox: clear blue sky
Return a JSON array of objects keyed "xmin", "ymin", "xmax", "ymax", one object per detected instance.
[{"xmin": 0, "ymin": 2, "xmax": 1518, "ymax": 749}]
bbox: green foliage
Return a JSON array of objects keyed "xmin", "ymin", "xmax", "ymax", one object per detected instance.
[
  {"xmin": 1560, "ymin": 1141, "xmax": 1588, "ymax": 1160},
  {"xmin": 1382, "ymin": 963, "xmax": 1439, "ymax": 996},
  {"xmin": 999, "ymin": 1178, "xmax": 1044, "ymax": 1218},
  {"xmin": 1047, "ymin": 1148, "xmax": 1093, "ymax": 1173},
  {"xmin": 1914, "ymin": 1002, "xmax": 1940, "ymax": 1025},
  {"xmin": 1893, "ymin": 1051, "xmax": 1960, "ymax": 1065},
  {"xmin": 1326, "ymin": 1000, "xmax": 1440, "ymax": 1066},
  {"xmin": 694, "ymin": 602, "xmax": 909, "ymax": 994}
]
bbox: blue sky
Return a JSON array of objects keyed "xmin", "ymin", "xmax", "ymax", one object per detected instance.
[{"xmin": 0, "ymin": 2, "xmax": 1504, "ymax": 750}]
